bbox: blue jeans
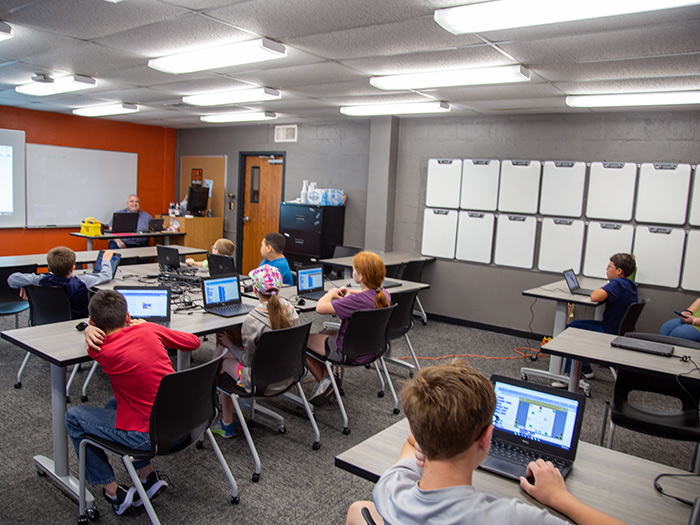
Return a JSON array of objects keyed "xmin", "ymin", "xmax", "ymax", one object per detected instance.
[
  {"xmin": 563, "ymin": 320, "xmax": 605, "ymax": 375},
  {"xmin": 660, "ymin": 318, "xmax": 700, "ymax": 342},
  {"xmin": 65, "ymin": 398, "xmax": 151, "ymax": 486}
]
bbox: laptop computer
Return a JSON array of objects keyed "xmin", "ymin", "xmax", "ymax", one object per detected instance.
[
  {"xmin": 157, "ymin": 244, "xmax": 182, "ymax": 272},
  {"xmin": 93, "ymin": 250, "xmax": 121, "ymax": 279},
  {"xmin": 147, "ymin": 218, "xmax": 164, "ymax": 232},
  {"xmin": 297, "ymin": 265, "xmax": 326, "ymax": 300},
  {"xmin": 381, "ymin": 279, "xmax": 402, "ymax": 289},
  {"xmin": 114, "ymin": 286, "xmax": 171, "ymax": 326},
  {"xmin": 479, "ymin": 374, "xmax": 586, "ymax": 481},
  {"xmin": 111, "ymin": 212, "xmax": 139, "ymax": 233},
  {"xmin": 201, "ymin": 274, "xmax": 253, "ymax": 318},
  {"xmin": 610, "ymin": 336, "xmax": 675, "ymax": 357},
  {"xmin": 207, "ymin": 253, "xmax": 237, "ymax": 277},
  {"xmin": 562, "ymin": 269, "xmax": 595, "ymax": 296}
]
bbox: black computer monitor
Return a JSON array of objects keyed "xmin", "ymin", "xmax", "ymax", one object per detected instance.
[{"xmin": 187, "ymin": 185, "xmax": 209, "ymax": 216}]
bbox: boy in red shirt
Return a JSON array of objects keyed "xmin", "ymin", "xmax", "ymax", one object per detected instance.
[{"xmin": 66, "ymin": 289, "xmax": 200, "ymax": 516}]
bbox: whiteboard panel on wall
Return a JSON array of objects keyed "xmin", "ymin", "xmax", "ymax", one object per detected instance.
[
  {"xmin": 494, "ymin": 214, "xmax": 537, "ymax": 269},
  {"xmin": 455, "ymin": 211, "xmax": 494, "ymax": 264},
  {"xmin": 633, "ymin": 226, "xmax": 685, "ymax": 288},
  {"xmin": 0, "ymin": 128, "xmax": 26, "ymax": 228},
  {"xmin": 635, "ymin": 163, "xmax": 690, "ymax": 225},
  {"xmin": 690, "ymin": 166, "xmax": 700, "ymax": 226},
  {"xmin": 426, "ymin": 159, "xmax": 461, "ymax": 209},
  {"xmin": 422, "ymin": 208, "xmax": 458, "ymax": 259},
  {"xmin": 460, "ymin": 159, "xmax": 499, "ymax": 211},
  {"xmin": 537, "ymin": 218, "xmax": 585, "ymax": 273},
  {"xmin": 539, "ymin": 161, "xmax": 586, "ymax": 217},
  {"xmin": 497, "ymin": 160, "xmax": 541, "ymax": 214},
  {"xmin": 583, "ymin": 222, "xmax": 634, "ymax": 278},
  {"xmin": 682, "ymin": 230, "xmax": 700, "ymax": 291},
  {"xmin": 26, "ymin": 144, "xmax": 137, "ymax": 227},
  {"xmin": 586, "ymin": 162, "xmax": 636, "ymax": 221}
]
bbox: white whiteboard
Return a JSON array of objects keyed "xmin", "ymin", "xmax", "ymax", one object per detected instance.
[
  {"xmin": 26, "ymin": 144, "xmax": 137, "ymax": 227},
  {"xmin": 583, "ymin": 222, "xmax": 635, "ymax": 278},
  {"xmin": 633, "ymin": 226, "xmax": 685, "ymax": 288},
  {"xmin": 460, "ymin": 159, "xmax": 500, "ymax": 211},
  {"xmin": 586, "ymin": 162, "xmax": 636, "ymax": 221},
  {"xmin": 426, "ymin": 159, "xmax": 461, "ymax": 209},
  {"xmin": 635, "ymin": 163, "xmax": 690, "ymax": 225},
  {"xmin": 494, "ymin": 214, "xmax": 537, "ymax": 269},
  {"xmin": 498, "ymin": 160, "xmax": 541, "ymax": 214},
  {"xmin": 421, "ymin": 208, "xmax": 458, "ymax": 259},
  {"xmin": 538, "ymin": 218, "xmax": 585, "ymax": 273},
  {"xmin": 0, "ymin": 128, "xmax": 26, "ymax": 228},
  {"xmin": 455, "ymin": 211, "xmax": 494, "ymax": 264},
  {"xmin": 539, "ymin": 161, "xmax": 586, "ymax": 217},
  {"xmin": 690, "ymin": 166, "xmax": 700, "ymax": 226},
  {"xmin": 682, "ymin": 230, "xmax": 700, "ymax": 291}
]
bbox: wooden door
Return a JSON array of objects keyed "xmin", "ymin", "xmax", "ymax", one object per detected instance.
[{"xmin": 241, "ymin": 155, "xmax": 284, "ymax": 274}]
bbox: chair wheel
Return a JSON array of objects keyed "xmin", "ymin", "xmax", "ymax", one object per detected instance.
[
  {"xmin": 278, "ymin": 426, "xmax": 286, "ymax": 434},
  {"xmin": 364, "ymin": 363, "xmax": 371, "ymax": 369},
  {"xmin": 80, "ymin": 395, "xmax": 88, "ymax": 402},
  {"xmin": 393, "ymin": 408, "xmax": 400, "ymax": 415},
  {"xmin": 86, "ymin": 507, "xmax": 100, "ymax": 521},
  {"xmin": 66, "ymin": 396, "xmax": 71, "ymax": 404},
  {"xmin": 521, "ymin": 373, "xmax": 528, "ymax": 381},
  {"xmin": 252, "ymin": 473, "xmax": 260, "ymax": 482},
  {"xmin": 377, "ymin": 391, "xmax": 384, "ymax": 398},
  {"xmin": 339, "ymin": 388, "xmax": 345, "ymax": 396},
  {"xmin": 36, "ymin": 468, "xmax": 47, "ymax": 477},
  {"xmin": 231, "ymin": 495, "xmax": 240, "ymax": 504},
  {"xmin": 530, "ymin": 355, "xmax": 538, "ymax": 361},
  {"xmin": 584, "ymin": 390, "xmax": 591, "ymax": 398},
  {"xmin": 78, "ymin": 516, "xmax": 88, "ymax": 525},
  {"xmin": 342, "ymin": 427, "xmax": 351, "ymax": 435},
  {"xmin": 409, "ymin": 372, "xmax": 414, "ymax": 378},
  {"xmin": 312, "ymin": 442, "xmax": 321, "ymax": 450},
  {"xmin": 195, "ymin": 441, "xmax": 204, "ymax": 449},
  {"xmin": 14, "ymin": 382, "xmax": 21, "ymax": 389},
  {"xmin": 421, "ymin": 320, "xmax": 427, "ymax": 326}
]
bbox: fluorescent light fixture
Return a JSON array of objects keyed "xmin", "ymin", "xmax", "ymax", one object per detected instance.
[
  {"xmin": 370, "ymin": 65, "xmax": 530, "ymax": 90},
  {"xmin": 340, "ymin": 101, "xmax": 450, "ymax": 116},
  {"xmin": 0, "ymin": 21, "xmax": 13, "ymax": 42},
  {"xmin": 200, "ymin": 111, "xmax": 277, "ymax": 123},
  {"xmin": 73, "ymin": 103, "xmax": 139, "ymax": 117},
  {"xmin": 566, "ymin": 91, "xmax": 700, "ymax": 108},
  {"xmin": 435, "ymin": 0, "xmax": 700, "ymax": 34},
  {"xmin": 15, "ymin": 75, "xmax": 96, "ymax": 96},
  {"xmin": 183, "ymin": 87, "xmax": 281, "ymax": 106},
  {"xmin": 149, "ymin": 38, "xmax": 286, "ymax": 74}
]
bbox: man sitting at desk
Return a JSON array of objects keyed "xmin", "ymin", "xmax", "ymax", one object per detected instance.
[
  {"xmin": 108, "ymin": 194, "xmax": 152, "ymax": 249},
  {"xmin": 346, "ymin": 359, "xmax": 623, "ymax": 525}
]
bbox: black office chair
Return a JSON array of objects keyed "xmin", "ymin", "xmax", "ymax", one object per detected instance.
[
  {"xmin": 17, "ymin": 285, "xmax": 80, "ymax": 400},
  {"xmin": 398, "ymin": 260, "xmax": 428, "ymax": 325},
  {"xmin": 607, "ymin": 299, "xmax": 648, "ymax": 380},
  {"xmin": 0, "ymin": 264, "xmax": 36, "ymax": 329},
  {"xmin": 307, "ymin": 304, "xmax": 397, "ymax": 435},
  {"xmin": 324, "ymin": 245, "xmax": 361, "ymax": 279},
  {"xmin": 384, "ymin": 263, "xmax": 405, "ymax": 279},
  {"xmin": 217, "ymin": 322, "xmax": 320, "ymax": 482},
  {"xmin": 385, "ymin": 289, "xmax": 421, "ymax": 376},
  {"xmin": 77, "ymin": 355, "xmax": 239, "ymax": 524},
  {"xmin": 599, "ymin": 365, "xmax": 700, "ymax": 473}
]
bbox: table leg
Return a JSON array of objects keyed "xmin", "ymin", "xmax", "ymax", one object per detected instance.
[
  {"xmin": 569, "ymin": 359, "xmax": 582, "ymax": 393},
  {"xmin": 163, "ymin": 235, "xmax": 171, "ymax": 246},
  {"xmin": 177, "ymin": 350, "xmax": 191, "ymax": 371},
  {"xmin": 548, "ymin": 301, "xmax": 569, "ymax": 375},
  {"xmin": 86, "ymin": 238, "xmax": 93, "ymax": 251},
  {"xmin": 34, "ymin": 365, "xmax": 94, "ymax": 505}
]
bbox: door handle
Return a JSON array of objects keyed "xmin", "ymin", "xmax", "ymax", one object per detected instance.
[{"xmin": 242, "ymin": 216, "xmax": 250, "ymax": 222}]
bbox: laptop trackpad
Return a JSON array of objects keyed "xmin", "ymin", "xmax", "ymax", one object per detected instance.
[{"xmin": 479, "ymin": 457, "xmax": 526, "ymax": 480}]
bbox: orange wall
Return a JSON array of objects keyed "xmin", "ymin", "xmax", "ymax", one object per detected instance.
[{"xmin": 0, "ymin": 106, "xmax": 177, "ymax": 256}]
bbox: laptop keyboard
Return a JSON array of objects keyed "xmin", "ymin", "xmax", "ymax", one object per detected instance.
[
  {"xmin": 300, "ymin": 289, "xmax": 327, "ymax": 301},
  {"xmin": 489, "ymin": 440, "xmax": 567, "ymax": 471},
  {"xmin": 209, "ymin": 303, "xmax": 252, "ymax": 316}
]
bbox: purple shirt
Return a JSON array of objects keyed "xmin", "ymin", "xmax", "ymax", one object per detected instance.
[{"xmin": 332, "ymin": 288, "xmax": 391, "ymax": 352}]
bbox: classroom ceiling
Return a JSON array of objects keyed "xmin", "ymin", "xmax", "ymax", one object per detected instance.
[{"xmin": 0, "ymin": 0, "xmax": 699, "ymax": 128}]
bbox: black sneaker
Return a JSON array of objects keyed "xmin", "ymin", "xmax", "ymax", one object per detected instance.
[
  {"xmin": 103, "ymin": 485, "xmax": 139, "ymax": 516},
  {"xmin": 133, "ymin": 471, "xmax": 168, "ymax": 507}
]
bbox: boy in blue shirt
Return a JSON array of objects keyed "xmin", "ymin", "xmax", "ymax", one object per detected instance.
[{"xmin": 258, "ymin": 232, "xmax": 294, "ymax": 286}]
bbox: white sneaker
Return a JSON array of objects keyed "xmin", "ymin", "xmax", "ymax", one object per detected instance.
[
  {"xmin": 582, "ymin": 371, "xmax": 595, "ymax": 380},
  {"xmin": 551, "ymin": 381, "xmax": 568, "ymax": 389},
  {"xmin": 309, "ymin": 377, "xmax": 333, "ymax": 406}
]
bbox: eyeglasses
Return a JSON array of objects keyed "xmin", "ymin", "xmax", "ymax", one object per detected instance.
[{"xmin": 606, "ymin": 264, "xmax": 617, "ymax": 270}]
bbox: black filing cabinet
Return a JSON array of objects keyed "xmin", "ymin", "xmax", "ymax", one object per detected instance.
[{"xmin": 279, "ymin": 202, "xmax": 345, "ymax": 270}]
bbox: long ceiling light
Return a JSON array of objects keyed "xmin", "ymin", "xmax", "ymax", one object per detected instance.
[
  {"xmin": 340, "ymin": 101, "xmax": 450, "ymax": 116},
  {"xmin": 370, "ymin": 65, "xmax": 530, "ymax": 90},
  {"xmin": 435, "ymin": 0, "xmax": 700, "ymax": 34},
  {"xmin": 15, "ymin": 75, "xmax": 96, "ymax": 96},
  {"xmin": 200, "ymin": 111, "xmax": 277, "ymax": 123},
  {"xmin": 73, "ymin": 103, "xmax": 139, "ymax": 117},
  {"xmin": 149, "ymin": 38, "xmax": 286, "ymax": 74},
  {"xmin": 566, "ymin": 91, "xmax": 700, "ymax": 108},
  {"xmin": 183, "ymin": 87, "xmax": 281, "ymax": 106},
  {"xmin": 0, "ymin": 21, "xmax": 13, "ymax": 42}
]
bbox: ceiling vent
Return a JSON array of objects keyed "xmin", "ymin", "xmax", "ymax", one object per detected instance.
[{"xmin": 275, "ymin": 124, "xmax": 297, "ymax": 142}]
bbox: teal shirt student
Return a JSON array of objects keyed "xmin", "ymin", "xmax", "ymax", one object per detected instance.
[{"xmin": 258, "ymin": 257, "xmax": 294, "ymax": 286}]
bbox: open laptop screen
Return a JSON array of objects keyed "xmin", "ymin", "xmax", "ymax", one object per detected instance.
[
  {"xmin": 207, "ymin": 253, "xmax": 237, "ymax": 277},
  {"xmin": 93, "ymin": 250, "xmax": 121, "ymax": 279},
  {"xmin": 111, "ymin": 212, "xmax": 139, "ymax": 233},
  {"xmin": 157, "ymin": 244, "xmax": 180, "ymax": 271},
  {"xmin": 297, "ymin": 265, "xmax": 324, "ymax": 294},
  {"xmin": 202, "ymin": 275, "xmax": 241, "ymax": 307},
  {"xmin": 114, "ymin": 286, "xmax": 171, "ymax": 324},
  {"xmin": 562, "ymin": 269, "xmax": 580, "ymax": 292}
]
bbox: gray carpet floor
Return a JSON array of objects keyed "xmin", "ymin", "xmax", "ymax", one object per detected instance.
[{"xmin": 0, "ymin": 309, "xmax": 695, "ymax": 524}]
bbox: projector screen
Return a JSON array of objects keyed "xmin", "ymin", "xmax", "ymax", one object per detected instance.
[{"xmin": 0, "ymin": 128, "xmax": 26, "ymax": 228}]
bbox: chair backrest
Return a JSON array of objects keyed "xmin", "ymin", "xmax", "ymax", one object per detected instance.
[
  {"xmin": 399, "ymin": 260, "xmax": 425, "ymax": 282},
  {"xmin": 617, "ymin": 299, "xmax": 648, "ymax": 335},
  {"xmin": 387, "ymin": 289, "xmax": 418, "ymax": 340},
  {"xmin": 341, "ymin": 304, "xmax": 396, "ymax": 365},
  {"xmin": 249, "ymin": 322, "xmax": 313, "ymax": 396},
  {"xmin": 332, "ymin": 245, "xmax": 361, "ymax": 259},
  {"xmin": 0, "ymin": 264, "xmax": 37, "ymax": 303},
  {"xmin": 25, "ymin": 285, "xmax": 73, "ymax": 325},
  {"xmin": 626, "ymin": 332, "xmax": 700, "ymax": 351},
  {"xmin": 384, "ymin": 263, "xmax": 405, "ymax": 279},
  {"xmin": 149, "ymin": 354, "xmax": 223, "ymax": 456}
]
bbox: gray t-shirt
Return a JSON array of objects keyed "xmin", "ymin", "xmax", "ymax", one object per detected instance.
[{"xmin": 373, "ymin": 459, "xmax": 569, "ymax": 525}]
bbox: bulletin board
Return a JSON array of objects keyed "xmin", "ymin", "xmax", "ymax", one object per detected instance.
[
  {"xmin": 460, "ymin": 159, "xmax": 500, "ymax": 211},
  {"xmin": 455, "ymin": 211, "xmax": 494, "ymax": 264},
  {"xmin": 494, "ymin": 214, "xmax": 537, "ymax": 269},
  {"xmin": 426, "ymin": 159, "xmax": 461, "ymax": 209},
  {"xmin": 537, "ymin": 218, "xmax": 585, "ymax": 273},
  {"xmin": 497, "ymin": 160, "xmax": 541, "ymax": 214},
  {"xmin": 586, "ymin": 162, "xmax": 637, "ymax": 221},
  {"xmin": 421, "ymin": 208, "xmax": 458, "ymax": 259},
  {"xmin": 583, "ymin": 222, "xmax": 635, "ymax": 278},
  {"xmin": 635, "ymin": 163, "xmax": 690, "ymax": 225},
  {"xmin": 633, "ymin": 226, "xmax": 685, "ymax": 288},
  {"xmin": 539, "ymin": 161, "xmax": 586, "ymax": 217}
]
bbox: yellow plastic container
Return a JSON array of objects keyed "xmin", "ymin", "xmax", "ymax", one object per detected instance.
[{"xmin": 80, "ymin": 217, "xmax": 102, "ymax": 236}]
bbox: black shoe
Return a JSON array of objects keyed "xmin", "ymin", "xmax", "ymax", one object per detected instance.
[
  {"xmin": 104, "ymin": 485, "xmax": 139, "ymax": 516},
  {"xmin": 134, "ymin": 471, "xmax": 168, "ymax": 507}
]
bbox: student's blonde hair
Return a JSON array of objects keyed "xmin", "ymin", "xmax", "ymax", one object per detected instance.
[
  {"xmin": 47, "ymin": 246, "xmax": 76, "ymax": 277},
  {"xmin": 213, "ymin": 238, "xmax": 234, "ymax": 256},
  {"xmin": 352, "ymin": 252, "xmax": 389, "ymax": 308},
  {"xmin": 401, "ymin": 359, "xmax": 496, "ymax": 460}
]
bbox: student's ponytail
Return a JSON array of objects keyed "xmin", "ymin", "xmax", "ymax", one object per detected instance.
[{"xmin": 265, "ymin": 293, "xmax": 292, "ymax": 330}]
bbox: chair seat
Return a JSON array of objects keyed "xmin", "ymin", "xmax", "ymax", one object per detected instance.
[
  {"xmin": 217, "ymin": 372, "xmax": 249, "ymax": 398},
  {"xmin": 84, "ymin": 434, "xmax": 154, "ymax": 461},
  {"xmin": 612, "ymin": 406, "xmax": 700, "ymax": 441},
  {"xmin": 0, "ymin": 301, "xmax": 29, "ymax": 316}
]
